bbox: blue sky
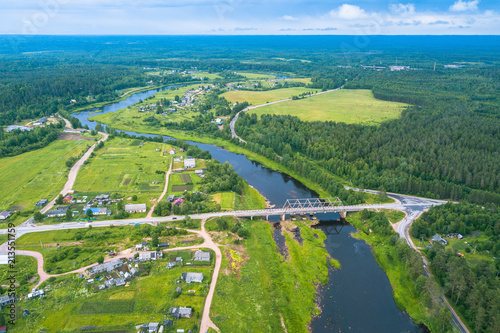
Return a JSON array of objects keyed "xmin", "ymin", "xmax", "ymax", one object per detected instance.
[{"xmin": 1, "ymin": 0, "xmax": 499, "ymax": 34}]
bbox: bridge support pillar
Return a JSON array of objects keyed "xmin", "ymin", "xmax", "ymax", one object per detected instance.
[
  {"xmin": 339, "ymin": 211, "xmax": 346, "ymax": 218},
  {"xmin": 281, "ymin": 214, "xmax": 286, "ymax": 221},
  {"xmin": 265, "ymin": 215, "xmax": 268, "ymax": 221},
  {"xmin": 250, "ymin": 216, "xmax": 253, "ymax": 220}
]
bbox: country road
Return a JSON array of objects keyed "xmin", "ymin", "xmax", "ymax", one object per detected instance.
[
  {"xmin": 40, "ymin": 131, "xmax": 109, "ymax": 215},
  {"xmin": 146, "ymin": 160, "xmax": 173, "ymax": 218},
  {"xmin": 230, "ymin": 86, "xmax": 344, "ymax": 142}
]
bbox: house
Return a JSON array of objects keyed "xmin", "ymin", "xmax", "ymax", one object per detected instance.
[
  {"xmin": 94, "ymin": 194, "xmax": 110, "ymax": 201},
  {"xmin": 179, "ymin": 148, "xmax": 184, "ymax": 152},
  {"xmin": 166, "ymin": 195, "xmax": 175, "ymax": 202},
  {"xmin": 0, "ymin": 294, "xmax": 15, "ymax": 308},
  {"xmin": 193, "ymin": 250, "xmax": 210, "ymax": 261},
  {"xmin": 166, "ymin": 262, "xmax": 176, "ymax": 269},
  {"xmin": 173, "ymin": 198, "xmax": 184, "ymax": 206},
  {"xmin": 88, "ymin": 207, "xmax": 111, "ymax": 216},
  {"xmin": 169, "ymin": 149, "xmax": 176, "ymax": 155},
  {"xmin": 431, "ymin": 234, "xmax": 448, "ymax": 246},
  {"xmin": 124, "ymin": 272, "xmax": 131, "ymax": 280},
  {"xmin": 170, "ymin": 306, "xmax": 193, "ymax": 319},
  {"xmin": 89, "ymin": 258, "xmax": 123, "ymax": 276},
  {"xmin": 46, "ymin": 206, "xmax": 69, "ymax": 218},
  {"xmin": 124, "ymin": 203, "xmax": 147, "ymax": 213},
  {"xmin": 33, "ymin": 117, "xmax": 47, "ymax": 126},
  {"xmin": 0, "ymin": 211, "xmax": 11, "ymax": 220},
  {"xmin": 5, "ymin": 125, "xmax": 32, "ymax": 132},
  {"xmin": 136, "ymin": 244, "xmax": 144, "ymax": 251},
  {"xmin": 158, "ymin": 242, "xmax": 169, "ymax": 248},
  {"xmin": 194, "ymin": 169, "xmax": 203, "ymax": 176},
  {"xmin": 114, "ymin": 278, "xmax": 126, "ymax": 287},
  {"xmin": 181, "ymin": 272, "xmax": 204, "ymax": 283},
  {"xmin": 184, "ymin": 158, "xmax": 196, "ymax": 169},
  {"xmin": 176, "ymin": 287, "xmax": 182, "ymax": 294},
  {"xmin": 0, "ymin": 325, "xmax": 6, "ymax": 333},
  {"xmin": 104, "ymin": 279, "xmax": 115, "ymax": 288},
  {"xmin": 164, "ymin": 319, "xmax": 173, "ymax": 327},
  {"xmin": 35, "ymin": 199, "xmax": 48, "ymax": 207},
  {"xmin": 87, "ymin": 279, "xmax": 94, "ymax": 284},
  {"xmin": 27, "ymin": 289, "xmax": 44, "ymax": 299},
  {"xmin": 130, "ymin": 267, "xmax": 139, "ymax": 276},
  {"xmin": 62, "ymin": 195, "xmax": 73, "ymax": 203}
]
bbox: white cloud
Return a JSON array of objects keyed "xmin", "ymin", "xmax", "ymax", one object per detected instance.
[
  {"xmin": 281, "ymin": 15, "xmax": 297, "ymax": 21},
  {"xmin": 450, "ymin": 0, "xmax": 479, "ymax": 12},
  {"xmin": 329, "ymin": 4, "xmax": 368, "ymax": 20},
  {"xmin": 390, "ymin": 3, "xmax": 415, "ymax": 15}
]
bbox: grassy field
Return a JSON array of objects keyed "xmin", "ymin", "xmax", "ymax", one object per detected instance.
[
  {"xmin": 0, "ymin": 255, "xmax": 38, "ymax": 295},
  {"xmin": 251, "ymin": 89, "xmax": 409, "ymax": 125},
  {"xmin": 74, "ymin": 137, "xmax": 170, "ymax": 199},
  {"xmin": 212, "ymin": 192, "xmax": 235, "ymax": 210},
  {"xmin": 211, "ymin": 219, "xmax": 330, "ymax": 332},
  {"xmin": 0, "ymin": 139, "xmax": 91, "ymax": 214},
  {"xmin": 2, "ymin": 257, "xmax": 213, "ymax": 333},
  {"xmin": 221, "ymin": 87, "xmax": 316, "ymax": 105}
]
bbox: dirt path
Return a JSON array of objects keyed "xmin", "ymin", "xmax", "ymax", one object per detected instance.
[
  {"xmin": 146, "ymin": 160, "xmax": 173, "ymax": 218},
  {"xmin": 40, "ymin": 131, "xmax": 109, "ymax": 214}
]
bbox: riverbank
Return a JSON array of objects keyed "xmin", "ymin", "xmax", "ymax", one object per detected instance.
[{"xmin": 346, "ymin": 211, "xmax": 431, "ymax": 330}]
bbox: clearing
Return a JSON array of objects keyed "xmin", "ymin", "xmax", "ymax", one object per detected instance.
[
  {"xmin": 0, "ymin": 139, "xmax": 90, "ymax": 214},
  {"xmin": 250, "ymin": 89, "xmax": 409, "ymax": 125},
  {"xmin": 221, "ymin": 87, "xmax": 316, "ymax": 105}
]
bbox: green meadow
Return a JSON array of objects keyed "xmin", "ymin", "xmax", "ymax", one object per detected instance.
[
  {"xmin": 221, "ymin": 87, "xmax": 316, "ymax": 105},
  {"xmin": 251, "ymin": 89, "xmax": 408, "ymax": 125},
  {"xmin": 0, "ymin": 139, "xmax": 90, "ymax": 213},
  {"xmin": 211, "ymin": 219, "xmax": 331, "ymax": 333},
  {"xmin": 73, "ymin": 137, "xmax": 170, "ymax": 198}
]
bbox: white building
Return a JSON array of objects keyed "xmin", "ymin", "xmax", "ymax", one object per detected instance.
[
  {"xmin": 184, "ymin": 158, "xmax": 196, "ymax": 169},
  {"xmin": 124, "ymin": 203, "xmax": 147, "ymax": 213}
]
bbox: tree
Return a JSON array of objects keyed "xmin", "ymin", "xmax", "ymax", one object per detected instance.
[
  {"xmin": 132, "ymin": 195, "xmax": 138, "ymax": 201},
  {"xmin": 33, "ymin": 211, "xmax": 44, "ymax": 222},
  {"xmin": 97, "ymin": 255, "xmax": 104, "ymax": 264},
  {"xmin": 65, "ymin": 208, "xmax": 73, "ymax": 220},
  {"xmin": 55, "ymin": 194, "xmax": 63, "ymax": 205},
  {"xmin": 86, "ymin": 209, "xmax": 93, "ymax": 219},
  {"xmin": 378, "ymin": 186, "xmax": 387, "ymax": 201}
]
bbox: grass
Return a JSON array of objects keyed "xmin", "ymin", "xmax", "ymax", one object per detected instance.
[
  {"xmin": 0, "ymin": 255, "xmax": 39, "ymax": 295},
  {"xmin": 211, "ymin": 219, "xmax": 331, "ymax": 332},
  {"xmin": 212, "ymin": 192, "xmax": 235, "ymax": 210},
  {"xmin": 251, "ymin": 89, "xmax": 409, "ymax": 125},
  {"xmin": 2, "ymin": 257, "xmax": 214, "ymax": 333},
  {"xmin": 384, "ymin": 209, "xmax": 406, "ymax": 223},
  {"xmin": 74, "ymin": 137, "xmax": 170, "ymax": 198},
  {"xmin": 78, "ymin": 300, "xmax": 135, "ymax": 314},
  {"xmin": 221, "ymin": 87, "xmax": 316, "ymax": 105},
  {"xmin": 0, "ymin": 139, "xmax": 90, "ymax": 217},
  {"xmin": 235, "ymin": 72, "xmax": 275, "ymax": 79}
]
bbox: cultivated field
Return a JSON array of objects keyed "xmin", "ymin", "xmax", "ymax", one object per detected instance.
[
  {"xmin": 221, "ymin": 87, "xmax": 317, "ymax": 105},
  {"xmin": 250, "ymin": 89, "xmax": 409, "ymax": 125},
  {"xmin": 74, "ymin": 137, "xmax": 171, "ymax": 197},
  {"xmin": 0, "ymin": 139, "xmax": 90, "ymax": 213}
]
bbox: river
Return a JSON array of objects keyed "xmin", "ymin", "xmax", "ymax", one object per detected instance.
[{"xmin": 75, "ymin": 87, "xmax": 424, "ymax": 333}]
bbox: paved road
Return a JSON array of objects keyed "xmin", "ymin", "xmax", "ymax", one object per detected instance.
[
  {"xmin": 40, "ymin": 131, "xmax": 109, "ymax": 215},
  {"xmin": 230, "ymin": 86, "xmax": 344, "ymax": 142}
]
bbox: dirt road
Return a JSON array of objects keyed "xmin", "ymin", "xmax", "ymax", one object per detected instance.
[
  {"xmin": 146, "ymin": 160, "xmax": 173, "ymax": 218},
  {"xmin": 40, "ymin": 131, "xmax": 109, "ymax": 214}
]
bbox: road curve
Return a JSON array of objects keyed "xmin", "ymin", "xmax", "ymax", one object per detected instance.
[{"xmin": 230, "ymin": 86, "xmax": 344, "ymax": 142}]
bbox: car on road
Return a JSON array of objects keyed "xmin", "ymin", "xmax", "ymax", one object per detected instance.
[{"xmin": 172, "ymin": 217, "xmax": 177, "ymax": 220}]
